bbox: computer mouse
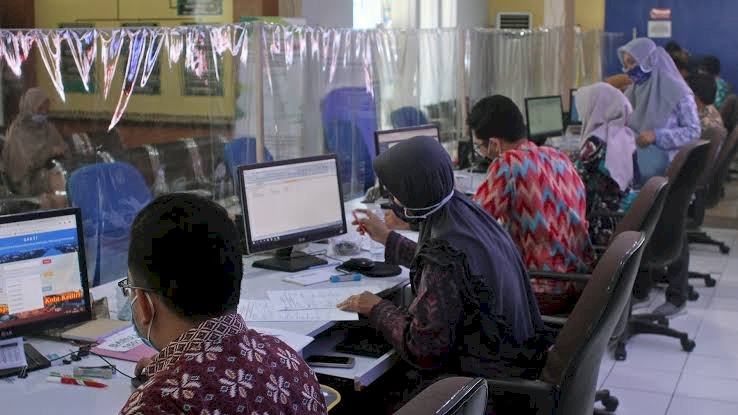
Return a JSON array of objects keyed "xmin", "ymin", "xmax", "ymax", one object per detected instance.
[
  {"xmin": 131, "ymin": 374, "xmax": 149, "ymax": 389},
  {"xmin": 342, "ymin": 258, "xmax": 375, "ymax": 271}
]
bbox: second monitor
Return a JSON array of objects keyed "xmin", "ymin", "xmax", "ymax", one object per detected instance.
[
  {"xmin": 238, "ymin": 155, "xmax": 347, "ymax": 272},
  {"xmin": 525, "ymin": 95, "xmax": 564, "ymax": 145}
]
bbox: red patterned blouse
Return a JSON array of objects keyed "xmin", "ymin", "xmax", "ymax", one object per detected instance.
[{"xmin": 119, "ymin": 313, "xmax": 326, "ymax": 415}]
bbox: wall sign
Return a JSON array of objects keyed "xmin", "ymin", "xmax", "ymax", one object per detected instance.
[
  {"xmin": 177, "ymin": 0, "xmax": 223, "ymax": 16},
  {"xmin": 648, "ymin": 8, "xmax": 672, "ymax": 38}
]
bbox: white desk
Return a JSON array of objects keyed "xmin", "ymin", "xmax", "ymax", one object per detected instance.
[{"xmin": 1, "ymin": 199, "xmax": 412, "ymax": 414}]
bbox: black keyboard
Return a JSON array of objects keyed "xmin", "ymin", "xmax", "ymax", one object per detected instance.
[
  {"xmin": 0, "ymin": 343, "xmax": 52, "ymax": 378},
  {"xmin": 335, "ymin": 328, "xmax": 393, "ymax": 358}
]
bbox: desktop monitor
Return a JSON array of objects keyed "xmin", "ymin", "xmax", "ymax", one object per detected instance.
[
  {"xmin": 525, "ymin": 95, "xmax": 564, "ymax": 145},
  {"xmin": 373, "ymin": 124, "xmax": 440, "ymax": 196},
  {"xmin": 569, "ymin": 88, "xmax": 581, "ymax": 125},
  {"xmin": 0, "ymin": 208, "xmax": 91, "ymax": 340},
  {"xmin": 238, "ymin": 154, "xmax": 347, "ymax": 272}
]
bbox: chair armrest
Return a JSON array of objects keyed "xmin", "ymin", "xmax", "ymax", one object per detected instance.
[
  {"xmin": 542, "ymin": 315, "xmax": 567, "ymax": 328},
  {"xmin": 589, "ymin": 210, "xmax": 625, "ymax": 219},
  {"xmin": 529, "ymin": 271, "xmax": 593, "ymax": 283},
  {"xmin": 486, "ymin": 377, "xmax": 557, "ymax": 406}
]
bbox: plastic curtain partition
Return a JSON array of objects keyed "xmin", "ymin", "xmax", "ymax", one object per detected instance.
[{"xmin": 0, "ymin": 23, "xmax": 621, "ymax": 294}]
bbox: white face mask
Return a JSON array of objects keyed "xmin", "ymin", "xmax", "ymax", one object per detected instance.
[
  {"xmin": 131, "ymin": 292, "xmax": 158, "ymax": 351},
  {"xmin": 31, "ymin": 114, "xmax": 47, "ymax": 123},
  {"xmin": 401, "ymin": 190, "xmax": 455, "ymax": 219}
]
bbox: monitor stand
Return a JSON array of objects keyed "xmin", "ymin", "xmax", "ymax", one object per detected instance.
[{"xmin": 252, "ymin": 247, "xmax": 327, "ymax": 273}]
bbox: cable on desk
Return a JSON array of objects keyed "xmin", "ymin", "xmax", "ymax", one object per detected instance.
[{"xmin": 89, "ymin": 351, "xmax": 134, "ymax": 379}]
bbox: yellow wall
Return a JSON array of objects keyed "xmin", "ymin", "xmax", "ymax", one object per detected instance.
[
  {"xmin": 488, "ymin": 0, "xmax": 604, "ymax": 30},
  {"xmin": 35, "ymin": 0, "xmax": 236, "ymax": 121}
]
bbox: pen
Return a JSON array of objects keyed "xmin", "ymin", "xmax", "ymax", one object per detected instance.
[
  {"xmin": 330, "ymin": 273, "xmax": 362, "ymax": 283},
  {"xmin": 47, "ymin": 372, "xmax": 108, "ymax": 388},
  {"xmin": 352, "ymin": 211, "xmax": 367, "ymax": 234}
]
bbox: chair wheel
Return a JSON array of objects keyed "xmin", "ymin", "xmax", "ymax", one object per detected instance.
[
  {"xmin": 681, "ymin": 338, "xmax": 696, "ymax": 352},
  {"xmin": 706, "ymin": 277, "xmax": 717, "ymax": 287},
  {"xmin": 615, "ymin": 342, "xmax": 627, "ymax": 361},
  {"xmin": 688, "ymin": 290, "xmax": 700, "ymax": 301},
  {"xmin": 720, "ymin": 245, "xmax": 731, "ymax": 254},
  {"xmin": 602, "ymin": 395, "xmax": 619, "ymax": 412}
]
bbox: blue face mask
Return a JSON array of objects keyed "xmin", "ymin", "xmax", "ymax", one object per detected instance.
[
  {"xmin": 31, "ymin": 114, "xmax": 47, "ymax": 123},
  {"xmin": 131, "ymin": 292, "xmax": 158, "ymax": 351},
  {"xmin": 626, "ymin": 66, "xmax": 651, "ymax": 85}
]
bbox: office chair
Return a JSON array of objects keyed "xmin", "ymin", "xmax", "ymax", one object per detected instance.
[
  {"xmin": 390, "ymin": 106, "xmax": 430, "ymax": 128},
  {"xmin": 395, "ymin": 377, "xmax": 488, "ymax": 415},
  {"xmin": 321, "ymin": 87, "xmax": 378, "ymax": 197},
  {"xmin": 67, "ymin": 162, "xmax": 152, "ymax": 287},
  {"xmin": 615, "ymin": 141, "xmax": 710, "ymax": 360},
  {"xmin": 688, "ymin": 127, "xmax": 738, "ymax": 265},
  {"xmin": 720, "ymin": 94, "xmax": 738, "ymax": 133},
  {"xmin": 223, "ymin": 136, "xmax": 274, "ymax": 187},
  {"xmin": 485, "ymin": 232, "xmax": 646, "ymax": 415}
]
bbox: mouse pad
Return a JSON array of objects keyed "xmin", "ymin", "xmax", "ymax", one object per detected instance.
[{"xmin": 337, "ymin": 261, "xmax": 401, "ymax": 278}]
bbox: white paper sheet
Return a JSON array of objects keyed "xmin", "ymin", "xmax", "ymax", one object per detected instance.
[
  {"xmin": 0, "ymin": 338, "xmax": 26, "ymax": 370},
  {"xmin": 238, "ymin": 299, "xmax": 358, "ymax": 322},
  {"xmin": 249, "ymin": 326, "xmax": 314, "ymax": 352},
  {"xmin": 282, "ymin": 269, "xmax": 332, "ymax": 287},
  {"xmin": 267, "ymin": 286, "xmax": 383, "ymax": 311},
  {"xmin": 96, "ymin": 326, "xmax": 142, "ymax": 353}
]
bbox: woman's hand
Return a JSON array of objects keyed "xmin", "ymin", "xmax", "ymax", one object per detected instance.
[
  {"xmin": 636, "ymin": 131, "xmax": 656, "ymax": 148},
  {"xmin": 353, "ymin": 209, "xmax": 391, "ymax": 245},
  {"xmin": 337, "ymin": 291, "xmax": 384, "ymax": 316},
  {"xmin": 384, "ymin": 209, "xmax": 411, "ymax": 231}
]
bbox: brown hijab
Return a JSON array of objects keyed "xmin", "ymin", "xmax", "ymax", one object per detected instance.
[{"xmin": 2, "ymin": 88, "xmax": 68, "ymax": 195}]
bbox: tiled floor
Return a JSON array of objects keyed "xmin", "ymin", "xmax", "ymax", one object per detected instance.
[{"xmin": 596, "ymin": 227, "xmax": 738, "ymax": 414}]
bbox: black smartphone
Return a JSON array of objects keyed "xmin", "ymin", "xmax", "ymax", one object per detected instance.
[{"xmin": 306, "ymin": 355, "xmax": 355, "ymax": 368}]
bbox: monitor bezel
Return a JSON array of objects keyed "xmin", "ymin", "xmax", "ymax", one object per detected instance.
[
  {"xmin": 568, "ymin": 88, "xmax": 581, "ymax": 126},
  {"xmin": 238, "ymin": 154, "xmax": 348, "ymax": 255},
  {"xmin": 525, "ymin": 95, "xmax": 565, "ymax": 145},
  {"xmin": 0, "ymin": 207, "xmax": 92, "ymax": 340},
  {"xmin": 372, "ymin": 123, "xmax": 441, "ymax": 157}
]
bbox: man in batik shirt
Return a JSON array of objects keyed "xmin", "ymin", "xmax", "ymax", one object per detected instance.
[{"xmin": 118, "ymin": 194, "xmax": 326, "ymax": 415}]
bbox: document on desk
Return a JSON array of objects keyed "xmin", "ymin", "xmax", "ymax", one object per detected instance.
[
  {"xmin": 0, "ymin": 337, "xmax": 26, "ymax": 370},
  {"xmin": 267, "ymin": 286, "xmax": 384, "ymax": 311},
  {"xmin": 238, "ymin": 299, "xmax": 359, "ymax": 321},
  {"xmin": 249, "ymin": 326, "xmax": 314, "ymax": 352},
  {"xmin": 96, "ymin": 326, "xmax": 142, "ymax": 353}
]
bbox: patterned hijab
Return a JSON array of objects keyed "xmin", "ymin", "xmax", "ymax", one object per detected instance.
[
  {"xmin": 618, "ymin": 38, "xmax": 693, "ymax": 132},
  {"xmin": 576, "ymin": 83, "xmax": 636, "ymax": 191}
]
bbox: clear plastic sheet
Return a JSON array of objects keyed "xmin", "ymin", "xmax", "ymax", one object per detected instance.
[{"xmin": 0, "ymin": 23, "xmax": 620, "ymax": 290}]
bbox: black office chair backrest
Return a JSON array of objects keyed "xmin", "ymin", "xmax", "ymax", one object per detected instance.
[
  {"xmin": 541, "ymin": 231, "xmax": 646, "ymax": 415},
  {"xmin": 720, "ymin": 94, "xmax": 738, "ymax": 133},
  {"xmin": 394, "ymin": 377, "xmax": 488, "ymax": 415},
  {"xmin": 698, "ymin": 124, "xmax": 728, "ymax": 188},
  {"xmin": 645, "ymin": 140, "xmax": 710, "ymax": 268},
  {"xmin": 612, "ymin": 176, "xmax": 669, "ymax": 242},
  {"xmin": 706, "ymin": 127, "xmax": 738, "ymax": 208}
]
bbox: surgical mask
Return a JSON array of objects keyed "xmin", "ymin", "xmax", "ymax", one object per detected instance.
[
  {"xmin": 626, "ymin": 66, "xmax": 651, "ymax": 85},
  {"xmin": 31, "ymin": 114, "xmax": 47, "ymax": 123},
  {"xmin": 131, "ymin": 292, "xmax": 158, "ymax": 351},
  {"xmin": 391, "ymin": 190, "xmax": 455, "ymax": 224}
]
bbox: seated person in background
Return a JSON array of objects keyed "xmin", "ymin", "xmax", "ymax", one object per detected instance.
[
  {"xmin": 120, "ymin": 194, "xmax": 325, "ymax": 415},
  {"xmin": 666, "ymin": 41, "xmax": 690, "ymax": 78},
  {"xmin": 468, "ymin": 95, "xmax": 593, "ymax": 315},
  {"xmin": 619, "ymin": 38, "xmax": 701, "ymax": 183},
  {"xmin": 574, "ymin": 83, "xmax": 637, "ymax": 246},
  {"xmin": 340, "ymin": 136, "xmax": 549, "ymax": 410},
  {"xmin": 699, "ymin": 55, "xmax": 730, "ymax": 109},
  {"xmin": 687, "ymin": 72, "xmax": 724, "ymax": 131},
  {"xmin": 2, "ymin": 88, "xmax": 69, "ymax": 199}
]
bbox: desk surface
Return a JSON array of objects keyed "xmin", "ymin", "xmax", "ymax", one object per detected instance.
[{"xmin": 1, "ymin": 199, "xmax": 412, "ymax": 414}]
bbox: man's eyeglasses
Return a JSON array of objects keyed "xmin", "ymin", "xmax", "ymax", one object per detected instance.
[{"xmin": 117, "ymin": 279, "xmax": 156, "ymax": 298}]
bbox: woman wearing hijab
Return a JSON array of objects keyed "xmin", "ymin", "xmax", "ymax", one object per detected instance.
[
  {"xmin": 618, "ymin": 38, "xmax": 701, "ymax": 183},
  {"xmin": 2, "ymin": 88, "xmax": 69, "ymax": 196},
  {"xmin": 575, "ymin": 83, "xmax": 637, "ymax": 245},
  {"xmin": 338, "ymin": 136, "xmax": 549, "ymax": 410}
]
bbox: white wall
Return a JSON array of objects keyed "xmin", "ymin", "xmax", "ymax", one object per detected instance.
[
  {"xmin": 457, "ymin": 0, "xmax": 488, "ymax": 28},
  {"xmin": 301, "ymin": 0, "xmax": 353, "ymax": 28}
]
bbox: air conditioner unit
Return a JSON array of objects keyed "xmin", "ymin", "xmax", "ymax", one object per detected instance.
[{"xmin": 496, "ymin": 12, "xmax": 532, "ymax": 30}]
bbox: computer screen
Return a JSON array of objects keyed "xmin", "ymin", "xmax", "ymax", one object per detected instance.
[
  {"xmin": 239, "ymin": 155, "xmax": 347, "ymax": 256},
  {"xmin": 374, "ymin": 124, "xmax": 440, "ymax": 156},
  {"xmin": 525, "ymin": 96, "xmax": 564, "ymax": 140},
  {"xmin": 569, "ymin": 89, "xmax": 581, "ymax": 125},
  {"xmin": 0, "ymin": 209, "xmax": 91, "ymax": 339}
]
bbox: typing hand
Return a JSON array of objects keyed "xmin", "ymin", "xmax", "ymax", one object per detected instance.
[
  {"xmin": 353, "ymin": 209, "xmax": 391, "ymax": 245},
  {"xmin": 337, "ymin": 291, "xmax": 383, "ymax": 316},
  {"xmin": 636, "ymin": 131, "xmax": 656, "ymax": 148},
  {"xmin": 134, "ymin": 356, "xmax": 152, "ymax": 377},
  {"xmin": 384, "ymin": 210, "xmax": 411, "ymax": 231}
]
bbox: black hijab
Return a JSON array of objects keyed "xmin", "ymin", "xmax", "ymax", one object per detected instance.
[{"xmin": 373, "ymin": 136, "xmax": 543, "ymax": 343}]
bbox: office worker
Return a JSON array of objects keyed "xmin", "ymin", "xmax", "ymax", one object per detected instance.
[
  {"xmin": 698, "ymin": 55, "xmax": 730, "ymax": 110},
  {"xmin": 119, "ymin": 194, "xmax": 326, "ymax": 415},
  {"xmin": 2, "ymin": 87, "xmax": 69, "ymax": 197},
  {"xmin": 574, "ymin": 83, "xmax": 637, "ymax": 245},
  {"xmin": 619, "ymin": 38, "xmax": 701, "ymax": 183},
  {"xmin": 340, "ymin": 137, "xmax": 549, "ymax": 408},
  {"xmin": 468, "ymin": 95, "xmax": 594, "ymax": 315},
  {"xmin": 687, "ymin": 72, "xmax": 724, "ymax": 131}
]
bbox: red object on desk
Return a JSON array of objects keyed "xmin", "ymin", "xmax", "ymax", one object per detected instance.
[{"xmin": 47, "ymin": 374, "xmax": 108, "ymax": 388}]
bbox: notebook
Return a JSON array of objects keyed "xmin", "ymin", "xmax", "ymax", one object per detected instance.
[{"xmin": 61, "ymin": 319, "xmax": 131, "ymax": 343}]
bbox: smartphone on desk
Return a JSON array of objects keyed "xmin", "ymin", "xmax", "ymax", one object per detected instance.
[{"xmin": 306, "ymin": 355, "xmax": 355, "ymax": 369}]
